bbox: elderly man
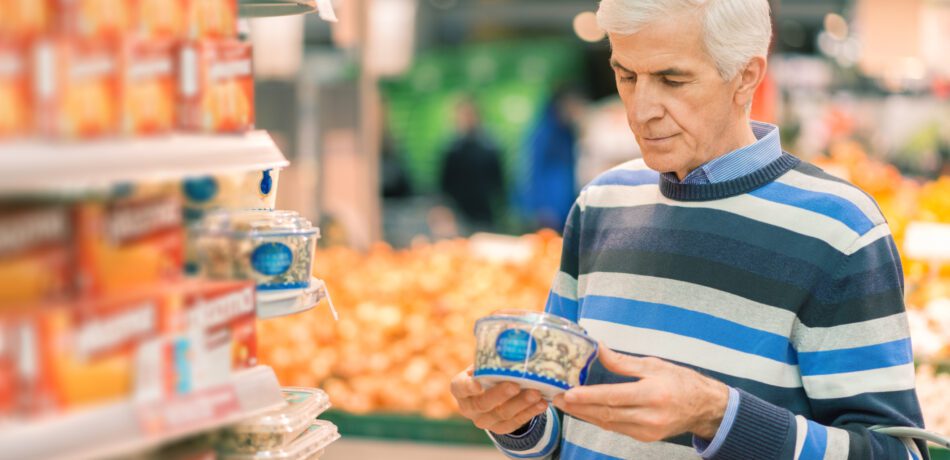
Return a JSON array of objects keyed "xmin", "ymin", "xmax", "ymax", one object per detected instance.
[{"xmin": 450, "ymin": 0, "xmax": 928, "ymax": 458}]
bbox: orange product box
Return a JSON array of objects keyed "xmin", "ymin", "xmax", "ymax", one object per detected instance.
[
  {"xmin": 120, "ymin": 38, "xmax": 175, "ymax": 135},
  {"xmin": 136, "ymin": 0, "xmax": 236, "ymax": 40},
  {"xmin": 33, "ymin": 38, "xmax": 121, "ymax": 139},
  {"xmin": 135, "ymin": 0, "xmax": 187, "ymax": 40},
  {"xmin": 0, "ymin": 313, "xmax": 17, "ymax": 418},
  {"xmin": 55, "ymin": 0, "xmax": 135, "ymax": 40},
  {"xmin": 0, "ymin": 40, "xmax": 31, "ymax": 139},
  {"xmin": 31, "ymin": 289, "xmax": 178, "ymax": 410},
  {"xmin": 0, "ymin": 0, "xmax": 55, "ymax": 40},
  {"xmin": 176, "ymin": 39, "xmax": 254, "ymax": 133},
  {"xmin": 74, "ymin": 195, "xmax": 184, "ymax": 299},
  {"xmin": 2, "ymin": 304, "xmax": 65, "ymax": 417},
  {"xmin": 0, "ymin": 205, "xmax": 72, "ymax": 309},
  {"xmin": 184, "ymin": 0, "xmax": 237, "ymax": 39},
  {"xmin": 173, "ymin": 280, "xmax": 257, "ymax": 392}
]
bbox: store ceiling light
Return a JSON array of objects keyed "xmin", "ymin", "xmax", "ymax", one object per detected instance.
[
  {"xmin": 573, "ymin": 11, "xmax": 605, "ymax": 43},
  {"xmin": 824, "ymin": 13, "xmax": 849, "ymax": 41}
]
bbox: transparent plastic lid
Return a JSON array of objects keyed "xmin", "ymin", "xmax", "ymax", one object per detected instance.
[
  {"xmin": 198, "ymin": 209, "xmax": 320, "ymax": 238},
  {"xmin": 230, "ymin": 387, "xmax": 332, "ymax": 435},
  {"xmin": 476, "ymin": 309, "xmax": 591, "ymax": 338},
  {"xmin": 221, "ymin": 420, "xmax": 341, "ymax": 460}
]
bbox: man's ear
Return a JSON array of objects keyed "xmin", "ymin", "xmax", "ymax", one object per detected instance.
[{"xmin": 734, "ymin": 56, "xmax": 767, "ymax": 108}]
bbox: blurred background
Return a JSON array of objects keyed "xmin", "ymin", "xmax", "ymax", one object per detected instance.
[{"xmin": 1, "ymin": 0, "xmax": 950, "ymax": 459}]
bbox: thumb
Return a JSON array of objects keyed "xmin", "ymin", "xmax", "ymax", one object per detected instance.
[{"xmin": 598, "ymin": 342, "xmax": 654, "ymax": 378}]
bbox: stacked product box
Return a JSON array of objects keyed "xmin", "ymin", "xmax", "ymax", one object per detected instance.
[
  {"xmin": 0, "ymin": 0, "xmax": 250, "ymax": 140},
  {"xmin": 0, "ymin": 188, "xmax": 262, "ymax": 420}
]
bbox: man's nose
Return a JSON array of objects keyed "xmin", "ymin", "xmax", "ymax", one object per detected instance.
[{"xmin": 631, "ymin": 82, "xmax": 664, "ymax": 127}]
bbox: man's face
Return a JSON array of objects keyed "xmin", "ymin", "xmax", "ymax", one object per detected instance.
[{"xmin": 609, "ymin": 14, "xmax": 744, "ymax": 178}]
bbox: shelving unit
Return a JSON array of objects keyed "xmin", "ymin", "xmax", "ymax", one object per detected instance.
[
  {"xmin": 0, "ymin": 131, "xmax": 288, "ymax": 195},
  {"xmin": 239, "ymin": 0, "xmax": 317, "ymax": 17},
  {"xmin": 0, "ymin": 3, "xmax": 340, "ymax": 458},
  {"xmin": 257, "ymin": 277, "xmax": 332, "ymax": 319},
  {"xmin": 0, "ymin": 366, "xmax": 286, "ymax": 460}
]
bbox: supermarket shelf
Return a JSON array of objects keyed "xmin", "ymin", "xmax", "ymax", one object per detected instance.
[
  {"xmin": 257, "ymin": 277, "xmax": 330, "ymax": 320},
  {"xmin": 0, "ymin": 366, "xmax": 286, "ymax": 460},
  {"xmin": 0, "ymin": 131, "xmax": 289, "ymax": 196},
  {"xmin": 239, "ymin": 0, "xmax": 316, "ymax": 17}
]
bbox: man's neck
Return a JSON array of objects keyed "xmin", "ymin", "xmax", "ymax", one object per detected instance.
[{"xmin": 674, "ymin": 118, "xmax": 758, "ymax": 181}]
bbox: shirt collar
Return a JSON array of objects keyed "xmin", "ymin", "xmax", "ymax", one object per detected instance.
[{"xmin": 661, "ymin": 121, "xmax": 782, "ymax": 185}]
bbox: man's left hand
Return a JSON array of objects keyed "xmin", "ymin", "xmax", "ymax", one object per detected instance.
[{"xmin": 552, "ymin": 344, "xmax": 729, "ymax": 442}]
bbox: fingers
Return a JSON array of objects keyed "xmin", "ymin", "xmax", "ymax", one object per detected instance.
[
  {"xmin": 489, "ymin": 400, "xmax": 549, "ymax": 435},
  {"xmin": 470, "ymin": 382, "xmax": 521, "ymax": 413},
  {"xmin": 552, "ymin": 397, "xmax": 642, "ymax": 425},
  {"xmin": 474, "ymin": 389, "xmax": 544, "ymax": 430},
  {"xmin": 490, "ymin": 389, "xmax": 543, "ymax": 422},
  {"xmin": 450, "ymin": 369, "xmax": 484, "ymax": 400},
  {"xmin": 560, "ymin": 381, "xmax": 641, "ymax": 406},
  {"xmin": 597, "ymin": 344, "xmax": 663, "ymax": 378}
]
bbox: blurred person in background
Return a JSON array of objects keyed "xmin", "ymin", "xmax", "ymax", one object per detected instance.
[
  {"xmin": 518, "ymin": 86, "xmax": 587, "ymax": 232},
  {"xmin": 451, "ymin": 0, "xmax": 928, "ymax": 458},
  {"xmin": 380, "ymin": 129, "xmax": 413, "ymax": 199},
  {"xmin": 438, "ymin": 98, "xmax": 505, "ymax": 234}
]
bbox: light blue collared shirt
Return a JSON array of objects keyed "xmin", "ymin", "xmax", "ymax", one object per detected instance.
[{"xmin": 661, "ymin": 121, "xmax": 782, "ymax": 185}]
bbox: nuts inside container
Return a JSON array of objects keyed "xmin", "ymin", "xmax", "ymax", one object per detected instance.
[
  {"xmin": 194, "ymin": 210, "xmax": 319, "ymax": 291},
  {"xmin": 473, "ymin": 310, "xmax": 598, "ymax": 400}
]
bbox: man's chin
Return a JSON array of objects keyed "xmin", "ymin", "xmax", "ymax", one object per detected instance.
[{"xmin": 640, "ymin": 153, "xmax": 681, "ymax": 175}]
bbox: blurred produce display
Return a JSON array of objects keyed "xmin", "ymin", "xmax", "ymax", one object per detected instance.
[
  {"xmin": 915, "ymin": 366, "xmax": 950, "ymax": 437},
  {"xmin": 258, "ymin": 231, "xmax": 563, "ymax": 418},
  {"xmin": 814, "ymin": 142, "xmax": 950, "ymax": 361}
]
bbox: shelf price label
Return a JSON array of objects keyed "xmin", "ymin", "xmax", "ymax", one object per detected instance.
[{"xmin": 138, "ymin": 385, "xmax": 241, "ymax": 437}]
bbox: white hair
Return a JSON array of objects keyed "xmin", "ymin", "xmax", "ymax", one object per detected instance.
[{"xmin": 596, "ymin": 0, "xmax": 772, "ymax": 80}]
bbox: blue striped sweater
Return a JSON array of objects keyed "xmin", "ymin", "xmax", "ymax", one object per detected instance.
[{"xmin": 490, "ymin": 151, "xmax": 927, "ymax": 459}]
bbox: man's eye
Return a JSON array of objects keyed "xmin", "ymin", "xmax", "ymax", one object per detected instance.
[
  {"xmin": 619, "ymin": 75, "xmax": 636, "ymax": 83},
  {"xmin": 663, "ymin": 78, "xmax": 685, "ymax": 87}
]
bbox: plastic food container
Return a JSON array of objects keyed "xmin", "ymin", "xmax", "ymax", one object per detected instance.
[
  {"xmin": 217, "ymin": 387, "xmax": 332, "ymax": 453},
  {"xmin": 473, "ymin": 310, "xmax": 598, "ymax": 400},
  {"xmin": 182, "ymin": 169, "xmax": 281, "ymax": 222},
  {"xmin": 195, "ymin": 210, "xmax": 319, "ymax": 291},
  {"xmin": 220, "ymin": 420, "xmax": 341, "ymax": 460}
]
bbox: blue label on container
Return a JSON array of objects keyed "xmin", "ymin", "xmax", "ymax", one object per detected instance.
[
  {"xmin": 251, "ymin": 242, "xmax": 294, "ymax": 276},
  {"xmin": 260, "ymin": 169, "xmax": 274, "ymax": 196},
  {"xmin": 182, "ymin": 176, "xmax": 219, "ymax": 203},
  {"xmin": 496, "ymin": 329, "xmax": 538, "ymax": 362}
]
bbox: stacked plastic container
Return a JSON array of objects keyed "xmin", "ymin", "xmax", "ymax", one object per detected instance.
[{"xmin": 217, "ymin": 387, "xmax": 340, "ymax": 459}]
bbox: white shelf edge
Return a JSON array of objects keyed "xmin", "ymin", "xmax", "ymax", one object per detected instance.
[
  {"xmin": 0, "ymin": 365, "xmax": 286, "ymax": 460},
  {"xmin": 256, "ymin": 277, "xmax": 328, "ymax": 319},
  {"xmin": 0, "ymin": 131, "xmax": 289, "ymax": 196}
]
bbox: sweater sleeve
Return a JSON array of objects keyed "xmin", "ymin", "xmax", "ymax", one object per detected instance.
[
  {"xmin": 707, "ymin": 232, "xmax": 928, "ymax": 460},
  {"xmin": 488, "ymin": 201, "xmax": 582, "ymax": 458}
]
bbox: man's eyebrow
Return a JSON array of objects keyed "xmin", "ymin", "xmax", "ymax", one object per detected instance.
[
  {"xmin": 609, "ymin": 60, "xmax": 693, "ymax": 78},
  {"xmin": 609, "ymin": 59, "xmax": 633, "ymax": 73},
  {"xmin": 653, "ymin": 67, "xmax": 693, "ymax": 77}
]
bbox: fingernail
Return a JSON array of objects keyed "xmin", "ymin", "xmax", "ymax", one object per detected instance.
[
  {"xmin": 506, "ymin": 385, "xmax": 519, "ymax": 396},
  {"xmin": 564, "ymin": 391, "xmax": 577, "ymax": 403},
  {"xmin": 536, "ymin": 402, "xmax": 547, "ymax": 410}
]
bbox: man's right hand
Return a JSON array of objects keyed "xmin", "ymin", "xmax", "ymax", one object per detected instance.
[{"xmin": 450, "ymin": 365, "xmax": 549, "ymax": 435}]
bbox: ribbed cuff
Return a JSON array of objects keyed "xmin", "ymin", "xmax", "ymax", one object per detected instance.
[
  {"xmin": 490, "ymin": 411, "xmax": 548, "ymax": 451},
  {"xmin": 693, "ymin": 387, "xmax": 740, "ymax": 458},
  {"xmin": 710, "ymin": 389, "xmax": 793, "ymax": 460}
]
